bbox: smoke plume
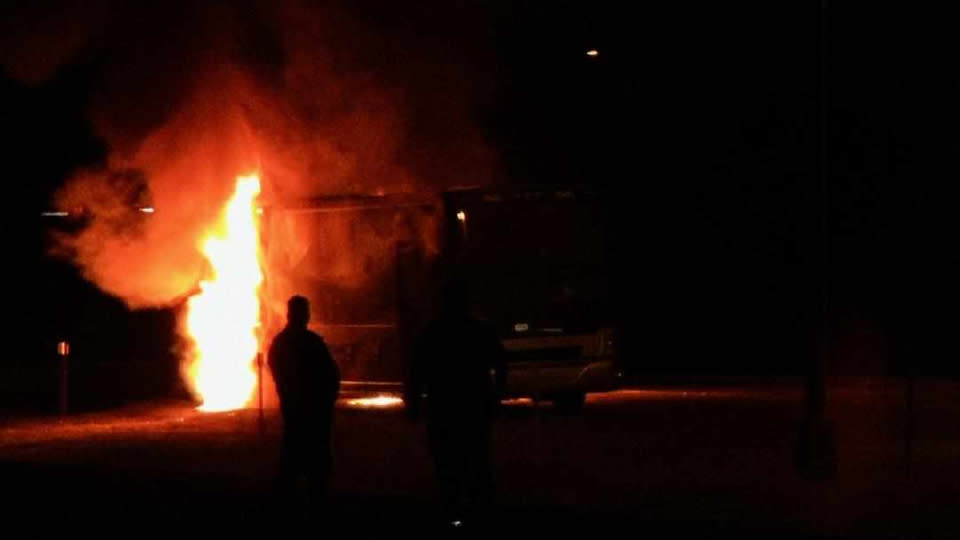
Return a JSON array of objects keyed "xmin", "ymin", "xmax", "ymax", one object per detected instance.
[{"xmin": 5, "ymin": 0, "xmax": 496, "ymax": 308}]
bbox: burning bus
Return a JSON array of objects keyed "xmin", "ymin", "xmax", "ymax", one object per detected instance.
[{"xmin": 259, "ymin": 186, "xmax": 619, "ymax": 409}]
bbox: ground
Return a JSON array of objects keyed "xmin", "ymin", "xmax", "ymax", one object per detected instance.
[{"xmin": 1, "ymin": 379, "xmax": 958, "ymax": 538}]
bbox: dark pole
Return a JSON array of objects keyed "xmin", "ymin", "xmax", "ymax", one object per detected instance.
[
  {"xmin": 904, "ymin": 371, "xmax": 915, "ymax": 473},
  {"xmin": 57, "ymin": 341, "xmax": 70, "ymax": 417},
  {"xmin": 812, "ymin": 0, "xmax": 829, "ymax": 425},
  {"xmin": 817, "ymin": 0, "xmax": 829, "ymax": 430},
  {"xmin": 257, "ymin": 352, "xmax": 265, "ymax": 436},
  {"xmin": 797, "ymin": 0, "xmax": 835, "ymax": 481}
]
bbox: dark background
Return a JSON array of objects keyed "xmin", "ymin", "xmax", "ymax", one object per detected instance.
[{"xmin": 4, "ymin": 1, "xmax": 959, "ymax": 411}]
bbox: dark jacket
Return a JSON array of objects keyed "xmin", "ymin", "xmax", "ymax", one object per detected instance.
[
  {"xmin": 268, "ymin": 326, "xmax": 340, "ymax": 420},
  {"xmin": 406, "ymin": 315, "xmax": 506, "ymax": 422}
]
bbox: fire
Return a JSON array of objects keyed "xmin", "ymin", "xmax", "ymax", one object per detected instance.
[
  {"xmin": 344, "ymin": 395, "xmax": 404, "ymax": 409},
  {"xmin": 184, "ymin": 174, "xmax": 263, "ymax": 412}
]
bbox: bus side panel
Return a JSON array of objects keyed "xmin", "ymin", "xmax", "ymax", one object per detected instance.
[{"xmin": 261, "ymin": 203, "xmax": 440, "ymax": 391}]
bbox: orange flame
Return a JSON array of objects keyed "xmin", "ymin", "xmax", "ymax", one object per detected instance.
[{"xmin": 184, "ymin": 174, "xmax": 263, "ymax": 412}]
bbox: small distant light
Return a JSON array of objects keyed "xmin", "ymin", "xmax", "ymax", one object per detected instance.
[
  {"xmin": 42, "ymin": 211, "xmax": 69, "ymax": 217},
  {"xmin": 139, "ymin": 207, "xmax": 155, "ymax": 214},
  {"xmin": 514, "ymin": 323, "xmax": 530, "ymax": 333},
  {"xmin": 456, "ymin": 210, "xmax": 467, "ymax": 222},
  {"xmin": 586, "ymin": 49, "xmax": 599, "ymax": 57},
  {"xmin": 57, "ymin": 341, "xmax": 70, "ymax": 356}
]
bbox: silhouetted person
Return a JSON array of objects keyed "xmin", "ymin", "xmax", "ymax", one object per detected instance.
[
  {"xmin": 268, "ymin": 295, "xmax": 340, "ymax": 507},
  {"xmin": 406, "ymin": 279, "xmax": 506, "ymax": 527}
]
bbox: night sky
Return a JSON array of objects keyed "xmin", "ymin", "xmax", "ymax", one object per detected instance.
[{"xmin": 4, "ymin": 1, "xmax": 960, "ymax": 411}]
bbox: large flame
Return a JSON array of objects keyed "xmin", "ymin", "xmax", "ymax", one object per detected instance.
[{"xmin": 184, "ymin": 174, "xmax": 263, "ymax": 412}]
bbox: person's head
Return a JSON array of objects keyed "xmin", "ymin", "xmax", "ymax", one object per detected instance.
[
  {"xmin": 440, "ymin": 279, "xmax": 469, "ymax": 317},
  {"xmin": 286, "ymin": 295, "xmax": 310, "ymax": 328}
]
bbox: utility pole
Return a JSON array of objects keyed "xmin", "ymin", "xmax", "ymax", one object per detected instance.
[{"xmin": 797, "ymin": 0, "xmax": 836, "ymax": 482}]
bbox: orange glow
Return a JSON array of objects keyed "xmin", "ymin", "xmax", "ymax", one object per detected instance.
[
  {"xmin": 57, "ymin": 341, "xmax": 70, "ymax": 356},
  {"xmin": 344, "ymin": 395, "xmax": 404, "ymax": 409},
  {"xmin": 456, "ymin": 210, "xmax": 466, "ymax": 222},
  {"xmin": 184, "ymin": 175, "xmax": 263, "ymax": 412}
]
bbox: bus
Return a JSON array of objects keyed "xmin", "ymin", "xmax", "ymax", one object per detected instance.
[{"xmin": 259, "ymin": 186, "xmax": 619, "ymax": 408}]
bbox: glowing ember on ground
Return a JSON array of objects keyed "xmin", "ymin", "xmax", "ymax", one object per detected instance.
[
  {"xmin": 344, "ymin": 395, "xmax": 404, "ymax": 408},
  {"xmin": 183, "ymin": 175, "xmax": 263, "ymax": 412},
  {"xmin": 499, "ymin": 397, "xmax": 535, "ymax": 406}
]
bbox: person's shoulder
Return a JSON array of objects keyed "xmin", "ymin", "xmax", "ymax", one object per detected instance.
[
  {"xmin": 267, "ymin": 329, "xmax": 291, "ymax": 366},
  {"xmin": 471, "ymin": 318, "xmax": 503, "ymax": 348},
  {"xmin": 417, "ymin": 318, "xmax": 445, "ymax": 339},
  {"xmin": 269, "ymin": 328, "xmax": 290, "ymax": 349},
  {"xmin": 468, "ymin": 317, "xmax": 498, "ymax": 334},
  {"xmin": 306, "ymin": 329, "xmax": 330, "ymax": 347},
  {"xmin": 424, "ymin": 317, "xmax": 447, "ymax": 333}
]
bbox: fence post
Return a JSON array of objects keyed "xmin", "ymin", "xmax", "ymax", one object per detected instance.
[
  {"xmin": 57, "ymin": 341, "xmax": 70, "ymax": 417},
  {"xmin": 257, "ymin": 352, "xmax": 265, "ymax": 437}
]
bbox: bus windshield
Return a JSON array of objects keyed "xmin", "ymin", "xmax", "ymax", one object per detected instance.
[{"xmin": 454, "ymin": 193, "xmax": 612, "ymax": 335}]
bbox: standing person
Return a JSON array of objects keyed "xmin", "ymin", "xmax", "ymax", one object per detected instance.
[
  {"xmin": 406, "ymin": 279, "xmax": 506, "ymax": 529},
  {"xmin": 268, "ymin": 295, "xmax": 340, "ymax": 508}
]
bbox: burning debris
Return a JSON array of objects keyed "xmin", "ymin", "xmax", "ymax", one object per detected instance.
[{"xmin": 343, "ymin": 395, "xmax": 404, "ymax": 409}]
